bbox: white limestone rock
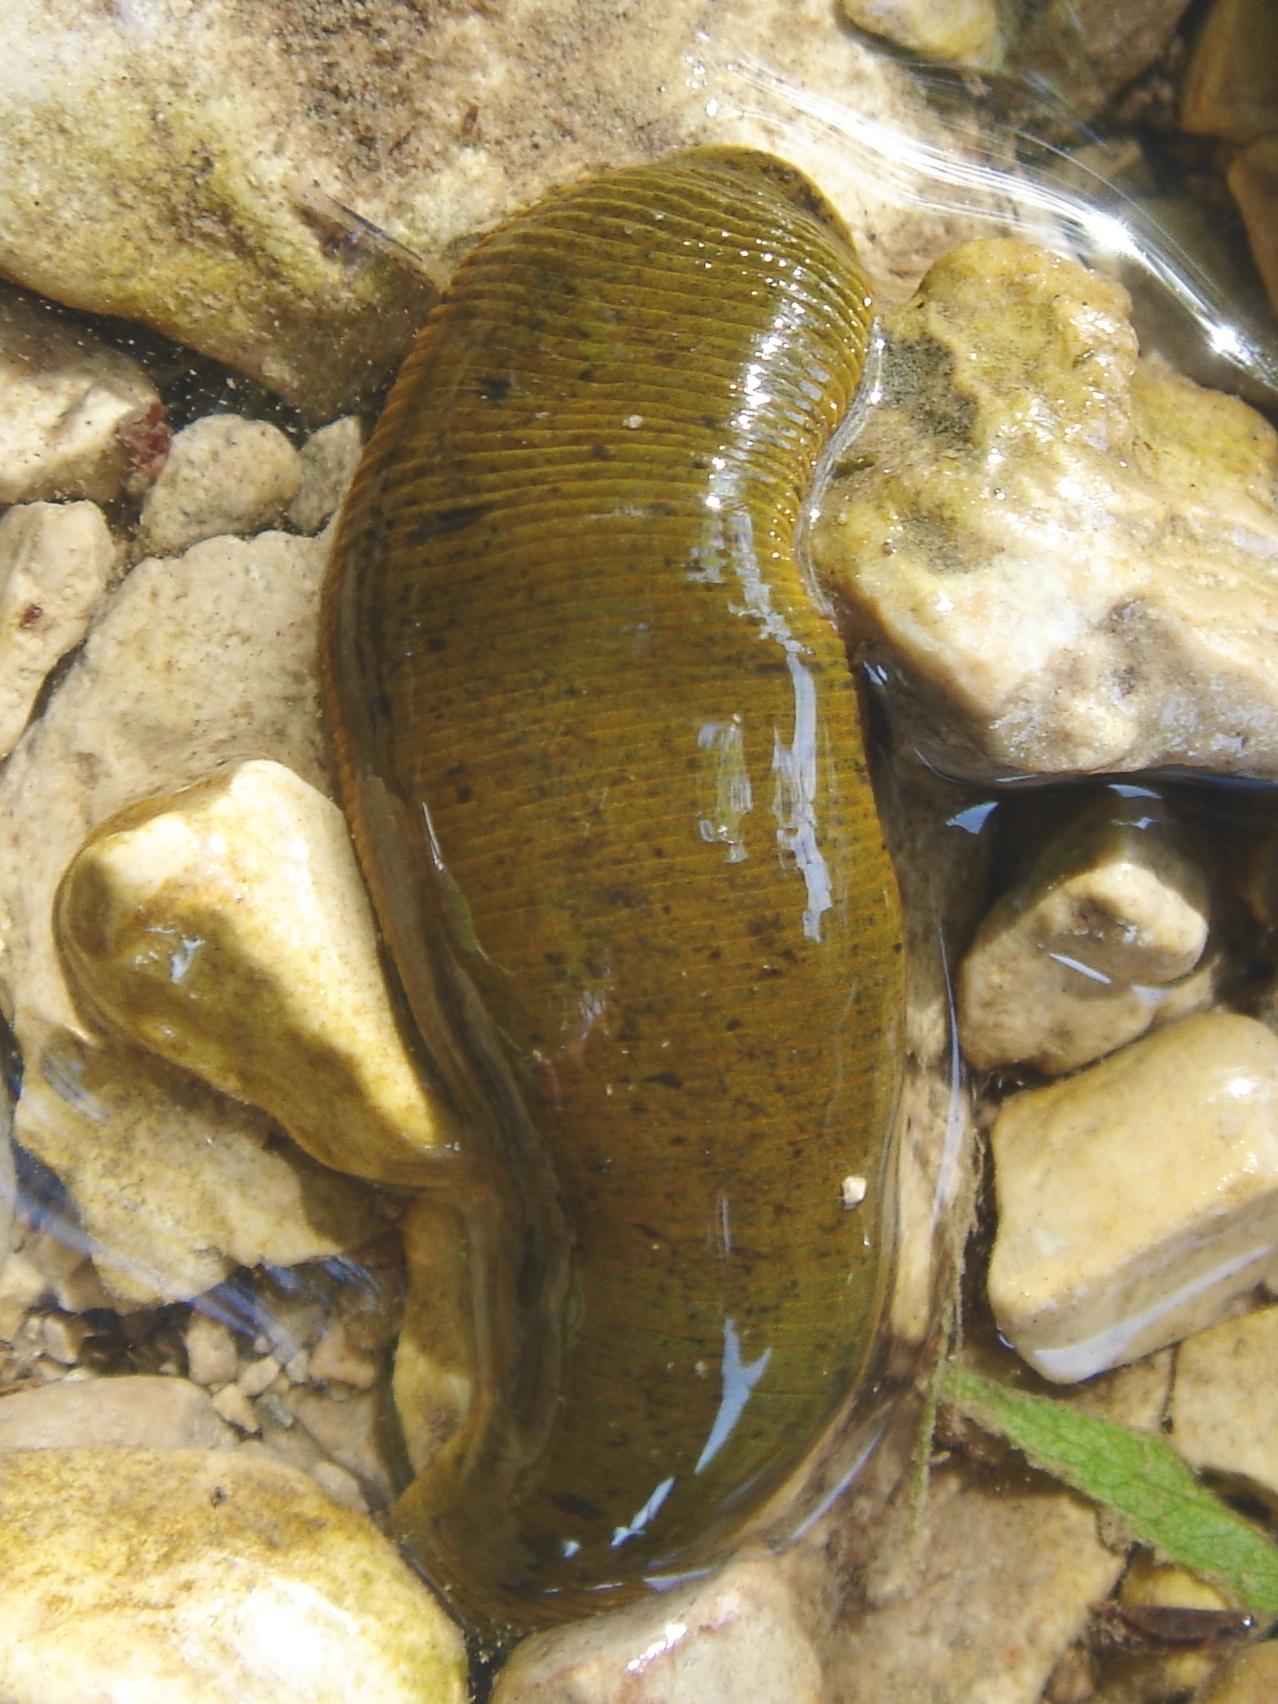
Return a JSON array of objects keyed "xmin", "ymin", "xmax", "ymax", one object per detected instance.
[
  {"xmin": 287, "ymin": 417, "xmax": 364, "ymax": 534},
  {"xmin": 0, "ymin": 502, "xmax": 117, "ymax": 760},
  {"xmin": 988, "ymin": 1012, "xmax": 1278, "ymax": 1381},
  {"xmin": 0, "ymin": 1448, "xmax": 467, "ymax": 1703},
  {"xmin": 493, "ymin": 1555, "xmax": 823, "ymax": 1704},
  {"xmin": 137, "ymin": 416, "xmax": 302, "ymax": 557},
  {"xmin": 1169, "ymin": 1304, "xmax": 1278, "ymax": 1502},
  {"xmin": 959, "ymin": 790, "xmax": 1213, "ymax": 1074},
  {"xmin": 0, "ymin": 284, "xmax": 159, "ymax": 506},
  {"xmin": 58, "ymin": 759, "xmax": 460, "ymax": 1186},
  {"xmin": 811, "ymin": 238, "xmax": 1278, "ymax": 778},
  {"xmin": 0, "ymin": 528, "xmax": 382, "ymax": 1305},
  {"xmin": 0, "ymin": 1375, "xmax": 235, "ymax": 1451},
  {"xmin": 0, "ymin": 0, "xmax": 1005, "ymax": 416}
]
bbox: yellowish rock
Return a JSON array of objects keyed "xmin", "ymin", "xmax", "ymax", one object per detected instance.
[
  {"xmin": 811, "ymin": 239, "xmax": 1278, "ymax": 777},
  {"xmin": 840, "ymin": 0, "xmax": 1000, "ymax": 67},
  {"xmin": 137, "ymin": 416, "xmax": 302, "ymax": 558},
  {"xmin": 1170, "ymin": 1304, "xmax": 1278, "ymax": 1501},
  {"xmin": 988, "ymin": 1012, "xmax": 1278, "ymax": 1381},
  {"xmin": 58, "ymin": 758, "xmax": 460, "ymax": 1187},
  {"xmin": 0, "ymin": 1448, "xmax": 466, "ymax": 1703},
  {"xmin": 0, "ymin": 284, "xmax": 158, "ymax": 505},
  {"xmin": 0, "ymin": 501, "xmax": 116, "ymax": 760},
  {"xmin": 1181, "ymin": 0, "xmax": 1278, "ymax": 144},
  {"xmin": 1195, "ymin": 1640, "xmax": 1278, "ymax": 1704},
  {"xmin": 958, "ymin": 791, "xmax": 1212, "ymax": 1073},
  {"xmin": 1098, "ymin": 1555, "xmax": 1235, "ymax": 1701}
]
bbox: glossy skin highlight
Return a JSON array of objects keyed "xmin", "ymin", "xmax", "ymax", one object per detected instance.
[{"xmin": 323, "ymin": 147, "xmax": 905, "ymax": 1630}]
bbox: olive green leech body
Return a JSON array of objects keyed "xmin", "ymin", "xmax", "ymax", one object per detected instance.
[{"xmin": 323, "ymin": 147, "xmax": 905, "ymax": 1629}]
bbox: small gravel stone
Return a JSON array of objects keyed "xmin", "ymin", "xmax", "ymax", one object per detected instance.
[
  {"xmin": 212, "ymin": 1382, "xmax": 261, "ymax": 1434},
  {"xmin": 287, "ymin": 416, "xmax": 363, "ymax": 533},
  {"xmin": 184, "ymin": 1312, "xmax": 240, "ymax": 1388},
  {"xmin": 38, "ymin": 1313, "xmax": 87, "ymax": 1366},
  {"xmin": 238, "ymin": 1355, "xmax": 281, "ymax": 1399},
  {"xmin": 309, "ymin": 1317, "xmax": 379, "ymax": 1391},
  {"xmin": 136, "ymin": 414, "xmax": 302, "ymax": 557},
  {"xmin": 840, "ymin": 0, "xmax": 999, "ymax": 65}
]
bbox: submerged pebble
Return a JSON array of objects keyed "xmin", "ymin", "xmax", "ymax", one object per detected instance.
[
  {"xmin": 57, "ymin": 758, "xmax": 461, "ymax": 1186},
  {"xmin": 959, "ymin": 790, "xmax": 1214, "ymax": 1073},
  {"xmin": 136, "ymin": 415, "xmax": 302, "ymax": 558},
  {"xmin": 989, "ymin": 1011, "xmax": 1278, "ymax": 1381}
]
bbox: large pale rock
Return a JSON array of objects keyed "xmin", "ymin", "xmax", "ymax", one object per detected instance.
[
  {"xmin": 0, "ymin": 1448, "xmax": 467, "ymax": 1703},
  {"xmin": 0, "ymin": 528, "xmax": 382, "ymax": 1304},
  {"xmin": 0, "ymin": 1374, "xmax": 235, "ymax": 1450},
  {"xmin": 988, "ymin": 1012, "xmax": 1278, "ymax": 1381},
  {"xmin": 1181, "ymin": 0, "xmax": 1278, "ymax": 145},
  {"xmin": 0, "ymin": 502, "xmax": 116, "ymax": 760},
  {"xmin": 58, "ymin": 759, "xmax": 460, "ymax": 1186},
  {"xmin": 1169, "ymin": 1305, "xmax": 1278, "ymax": 1502},
  {"xmin": 811, "ymin": 238, "xmax": 1278, "ymax": 778},
  {"xmin": 137, "ymin": 415, "xmax": 302, "ymax": 557},
  {"xmin": 822, "ymin": 1458, "xmax": 1125, "ymax": 1704},
  {"xmin": 0, "ymin": 284, "xmax": 159, "ymax": 504},
  {"xmin": 0, "ymin": 0, "xmax": 1003, "ymax": 415},
  {"xmin": 959, "ymin": 790, "xmax": 1213, "ymax": 1073},
  {"xmin": 493, "ymin": 1555, "xmax": 823, "ymax": 1704}
]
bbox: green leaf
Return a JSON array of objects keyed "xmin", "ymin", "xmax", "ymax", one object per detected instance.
[{"xmin": 944, "ymin": 1364, "xmax": 1278, "ymax": 1619}]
